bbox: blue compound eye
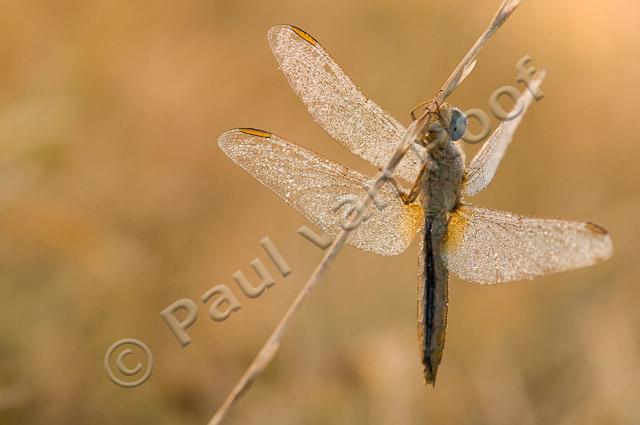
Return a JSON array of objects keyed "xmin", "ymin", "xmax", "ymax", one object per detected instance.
[{"xmin": 448, "ymin": 108, "xmax": 467, "ymax": 141}]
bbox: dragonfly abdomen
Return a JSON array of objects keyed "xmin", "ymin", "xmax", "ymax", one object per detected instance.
[{"xmin": 418, "ymin": 213, "xmax": 449, "ymax": 385}]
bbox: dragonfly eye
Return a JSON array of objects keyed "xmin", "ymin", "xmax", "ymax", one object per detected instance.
[{"xmin": 448, "ymin": 108, "xmax": 467, "ymax": 141}]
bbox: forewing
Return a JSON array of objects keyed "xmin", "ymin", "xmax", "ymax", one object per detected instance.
[
  {"xmin": 444, "ymin": 203, "xmax": 612, "ymax": 284},
  {"xmin": 463, "ymin": 72, "xmax": 546, "ymax": 196},
  {"xmin": 218, "ymin": 128, "xmax": 423, "ymax": 255},
  {"xmin": 268, "ymin": 25, "xmax": 425, "ymax": 183}
]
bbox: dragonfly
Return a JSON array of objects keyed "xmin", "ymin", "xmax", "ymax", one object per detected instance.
[{"xmin": 218, "ymin": 25, "xmax": 613, "ymax": 385}]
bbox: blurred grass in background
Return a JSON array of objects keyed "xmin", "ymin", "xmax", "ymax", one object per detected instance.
[{"xmin": 1, "ymin": 0, "xmax": 639, "ymax": 424}]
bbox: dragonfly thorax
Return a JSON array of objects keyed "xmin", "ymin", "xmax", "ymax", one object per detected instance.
[{"xmin": 422, "ymin": 123, "xmax": 466, "ymax": 215}]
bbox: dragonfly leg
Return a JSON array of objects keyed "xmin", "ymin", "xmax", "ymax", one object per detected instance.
[
  {"xmin": 385, "ymin": 164, "xmax": 427, "ymax": 205},
  {"xmin": 409, "ymin": 90, "xmax": 445, "ymax": 121}
]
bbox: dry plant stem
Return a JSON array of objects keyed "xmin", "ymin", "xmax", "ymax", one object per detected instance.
[
  {"xmin": 440, "ymin": 0, "xmax": 521, "ymax": 100},
  {"xmin": 208, "ymin": 114, "xmax": 429, "ymax": 425},
  {"xmin": 208, "ymin": 1, "xmax": 521, "ymax": 424}
]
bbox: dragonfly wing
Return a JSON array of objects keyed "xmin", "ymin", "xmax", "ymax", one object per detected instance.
[
  {"xmin": 218, "ymin": 128, "xmax": 423, "ymax": 256},
  {"xmin": 268, "ymin": 25, "xmax": 425, "ymax": 183},
  {"xmin": 444, "ymin": 203, "xmax": 612, "ymax": 284},
  {"xmin": 463, "ymin": 72, "xmax": 546, "ymax": 196}
]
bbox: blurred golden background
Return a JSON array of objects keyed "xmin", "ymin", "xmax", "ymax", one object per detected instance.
[{"xmin": 1, "ymin": 0, "xmax": 639, "ymax": 424}]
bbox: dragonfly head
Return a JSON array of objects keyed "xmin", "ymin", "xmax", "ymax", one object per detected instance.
[
  {"xmin": 426, "ymin": 105, "xmax": 468, "ymax": 145},
  {"xmin": 442, "ymin": 106, "xmax": 467, "ymax": 141}
]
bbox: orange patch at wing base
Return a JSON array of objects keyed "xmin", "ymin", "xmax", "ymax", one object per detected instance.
[
  {"xmin": 444, "ymin": 206, "xmax": 470, "ymax": 251},
  {"xmin": 401, "ymin": 202, "xmax": 424, "ymax": 241}
]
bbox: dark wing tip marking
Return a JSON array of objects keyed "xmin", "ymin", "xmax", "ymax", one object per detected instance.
[
  {"xmin": 267, "ymin": 25, "xmax": 317, "ymax": 45},
  {"xmin": 238, "ymin": 128, "xmax": 272, "ymax": 138},
  {"xmin": 586, "ymin": 222, "xmax": 609, "ymax": 236},
  {"xmin": 288, "ymin": 25, "xmax": 318, "ymax": 45},
  {"xmin": 218, "ymin": 128, "xmax": 272, "ymax": 151}
]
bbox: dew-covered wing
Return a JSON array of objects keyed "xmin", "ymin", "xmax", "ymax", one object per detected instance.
[
  {"xmin": 463, "ymin": 72, "xmax": 546, "ymax": 196},
  {"xmin": 268, "ymin": 25, "xmax": 425, "ymax": 183},
  {"xmin": 219, "ymin": 128, "xmax": 423, "ymax": 255},
  {"xmin": 444, "ymin": 202, "xmax": 612, "ymax": 284}
]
